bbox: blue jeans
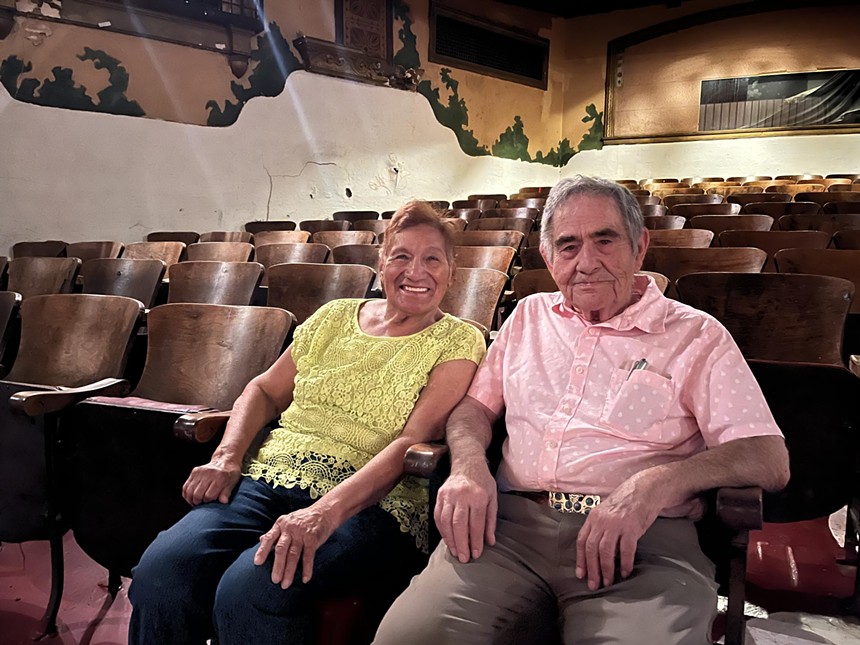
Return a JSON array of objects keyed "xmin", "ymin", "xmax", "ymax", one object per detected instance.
[{"xmin": 128, "ymin": 477, "xmax": 425, "ymax": 645}]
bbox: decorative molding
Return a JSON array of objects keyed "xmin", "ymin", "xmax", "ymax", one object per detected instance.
[
  {"xmin": 293, "ymin": 35, "xmax": 419, "ymax": 90},
  {"xmin": 604, "ymin": 125, "xmax": 860, "ymax": 146}
]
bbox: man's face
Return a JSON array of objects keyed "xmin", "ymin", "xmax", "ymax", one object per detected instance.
[{"xmin": 541, "ymin": 194, "xmax": 648, "ymax": 323}]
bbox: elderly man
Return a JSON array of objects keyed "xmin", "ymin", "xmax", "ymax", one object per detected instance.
[{"xmin": 373, "ymin": 175, "xmax": 790, "ymax": 644}]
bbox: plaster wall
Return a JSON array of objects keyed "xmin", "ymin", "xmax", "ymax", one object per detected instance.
[{"xmin": 0, "ymin": 70, "xmax": 560, "ymax": 254}]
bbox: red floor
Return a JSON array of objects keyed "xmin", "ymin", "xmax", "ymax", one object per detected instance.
[{"xmin": 0, "ymin": 518, "xmax": 857, "ymax": 645}]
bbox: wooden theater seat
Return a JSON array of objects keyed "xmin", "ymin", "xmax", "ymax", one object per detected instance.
[
  {"xmin": 167, "ymin": 261, "xmax": 264, "ymax": 305},
  {"xmin": 8, "ymin": 257, "xmax": 80, "ymax": 299},
  {"xmin": 267, "ymin": 263, "xmax": 375, "ymax": 324},
  {"xmin": 81, "ymin": 258, "xmax": 166, "ymax": 308}
]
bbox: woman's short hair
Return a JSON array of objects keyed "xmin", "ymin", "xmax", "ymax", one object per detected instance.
[
  {"xmin": 540, "ymin": 175, "xmax": 644, "ymax": 261},
  {"xmin": 382, "ymin": 201, "xmax": 456, "ymax": 265}
]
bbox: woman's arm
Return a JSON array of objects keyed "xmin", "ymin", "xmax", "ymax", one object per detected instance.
[
  {"xmin": 253, "ymin": 357, "xmax": 479, "ymax": 589},
  {"xmin": 182, "ymin": 346, "xmax": 299, "ymax": 506}
]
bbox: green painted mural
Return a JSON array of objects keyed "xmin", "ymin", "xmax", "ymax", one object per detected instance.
[
  {"xmin": 206, "ymin": 23, "xmax": 301, "ymax": 127},
  {"xmin": 0, "ymin": 49, "xmax": 144, "ymax": 116},
  {"xmin": 394, "ymin": 0, "xmax": 604, "ymax": 166}
]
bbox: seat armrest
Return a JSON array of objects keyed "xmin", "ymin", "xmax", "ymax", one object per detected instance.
[
  {"xmin": 715, "ymin": 486, "xmax": 763, "ymax": 531},
  {"xmin": 174, "ymin": 410, "xmax": 232, "ymax": 443},
  {"xmin": 9, "ymin": 378, "xmax": 130, "ymax": 416},
  {"xmin": 404, "ymin": 442, "xmax": 449, "ymax": 478}
]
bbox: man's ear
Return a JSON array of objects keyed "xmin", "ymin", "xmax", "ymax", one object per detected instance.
[{"xmin": 634, "ymin": 228, "xmax": 649, "ymax": 270}]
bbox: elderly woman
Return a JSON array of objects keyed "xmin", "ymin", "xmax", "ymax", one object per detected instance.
[{"xmin": 128, "ymin": 201, "xmax": 485, "ymax": 645}]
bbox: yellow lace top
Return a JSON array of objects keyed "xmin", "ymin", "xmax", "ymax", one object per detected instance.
[{"xmin": 245, "ymin": 299, "xmax": 486, "ymax": 552}]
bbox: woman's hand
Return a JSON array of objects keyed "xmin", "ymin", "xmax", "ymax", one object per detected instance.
[
  {"xmin": 254, "ymin": 504, "xmax": 337, "ymax": 589},
  {"xmin": 182, "ymin": 459, "xmax": 242, "ymax": 506}
]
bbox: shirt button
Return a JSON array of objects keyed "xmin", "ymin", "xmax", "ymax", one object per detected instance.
[
  {"xmin": 547, "ymin": 441, "xmax": 558, "ymax": 449},
  {"xmin": 575, "ymin": 366, "xmax": 584, "ymax": 375},
  {"xmin": 588, "ymin": 328, "xmax": 598, "ymax": 336}
]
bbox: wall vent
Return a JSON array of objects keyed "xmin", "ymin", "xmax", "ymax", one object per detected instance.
[{"xmin": 429, "ymin": 6, "xmax": 549, "ymax": 90}]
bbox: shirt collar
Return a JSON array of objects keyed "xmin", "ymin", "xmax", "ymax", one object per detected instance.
[{"xmin": 549, "ymin": 274, "xmax": 668, "ymax": 333}]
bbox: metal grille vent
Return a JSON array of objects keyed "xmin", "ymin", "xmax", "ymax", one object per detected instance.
[{"xmin": 430, "ymin": 8, "xmax": 548, "ymax": 89}]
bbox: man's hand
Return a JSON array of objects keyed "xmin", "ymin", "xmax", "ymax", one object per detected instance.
[
  {"xmin": 434, "ymin": 464, "xmax": 497, "ymax": 563},
  {"xmin": 182, "ymin": 459, "xmax": 242, "ymax": 505},
  {"xmin": 254, "ymin": 505, "xmax": 337, "ymax": 589},
  {"xmin": 574, "ymin": 471, "xmax": 701, "ymax": 590}
]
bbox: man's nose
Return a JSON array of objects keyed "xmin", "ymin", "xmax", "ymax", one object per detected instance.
[{"xmin": 576, "ymin": 242, "xmax": 601, "ymax": 272}]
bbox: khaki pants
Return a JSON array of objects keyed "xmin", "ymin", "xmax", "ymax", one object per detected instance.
[{"xmin": 373, "ymin": 493, "xmax": 717, "ymax": 645}]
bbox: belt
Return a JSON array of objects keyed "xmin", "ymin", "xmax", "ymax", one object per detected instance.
[{"xmin": 509, "ymin": 490, "xmax": 601, "ymax": 515}]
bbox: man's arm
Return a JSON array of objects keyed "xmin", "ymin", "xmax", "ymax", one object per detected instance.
[
  {"xmin": 434, "ymin": 395, "xmax": 501, "ymax": 563},
  {"xmin": 576, "ymin": 434, "xmax": 789, "ymax": 590}
]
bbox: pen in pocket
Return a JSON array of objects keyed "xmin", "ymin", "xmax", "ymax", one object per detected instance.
[{"xmin": 626, "ymin": 358, "xmax": 648, "ymax": 380}]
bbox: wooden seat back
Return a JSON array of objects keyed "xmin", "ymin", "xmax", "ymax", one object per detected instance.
[
  {"xmin": 299, "ymin": 220, "xmax": 351, "ymax": 234},
  {"xmin": 132, "ymin": 303, "xmax": 293, "ymax": 410},
  {"xmin": 748, "ymin": 360, "xmax": 860, "ymax": 523},
  {"xmin": 454, "ymin": 245, "xmax": 516, "ymax": 273},
  {"xmin": 146, "ymin": 231, "xmax": 200, "ymax": 245},
  {"xmin": 331, "ymin": 244, "xmax": 381, "ymax": 269},
  {"xmin": 5, "ymin": 294, "xmax": 143, "ymax": 387},
  {"xmin": 498, "ymin": 198, "xmax": 545, "ymax": 210},
  {"xmin": 642, "ymin": 247, "xmax": 766, "ymax": 290},
  {"xmin": 728, "ymin": 193, "xmax": 791, "ymax": 207},
  {"xmin": 706, "ymin": 185, "xmax": 764, "ymax": 197},
  {"xmin": 352, "ymin": 220, "xmax": 390, "ymax": 239},
  {"xmin": 765, "ymin": 185, "xmax": 824, "ymax": 196},
  {"xmin": 511, "ymin": 268, "xmax": 556, "ymax": 300},
  {"xmin": 466, "ymin": 217, "xmax": 533, "ymax": 237},
  {"xmin": 452, "ymin": 230, "xmax": 525, "ymax": 249},
  {"xmin": 778, "ymin": 214, "xmax": 860, "ymax": 234},
  {"xmin": 795, "ymin": 192, "xmax": 860, "ymax": 207},
  {"xmin": 832, "ymin": 230, "xmax": 860, "ymax": 250},
  {"xmin": 11, "ymin": 240, "xmax": 67, "ymax": 259},
  {"xmin": 482, "ymin": 207, "xmax": 539, "ymax": 220},
  {"xmin": 467, "ymin": 193, "xmax": 507, "ymax": 203},
  {"xmin": 775, "ymin": 249, "xmax": 860, "ymax": 313},
  {"xmin": 66, "ymin": 241, "xmax": 124, "ymax": 263},
  {"xmin": 740, "ymin": 201, "xmax": 821, "ymax": 216},
  {"xmin": 661, "ymin": 193, "xmax": 721, "ymax": 209},
  {"xmin": 332, "ymin": 210, "xmax": 380, "ymax": 223},
  {"xmin": 8, "ymin": 257, "xmax": 81, "ymax": 299},
  {"xmin": 198, "ymin": 231, "xmax": 253, "ymax": 243},
  {"xmin": 717, "ymin": 230, "xmax": 830, "ymax": 272},
  {"xmin": 519, "ymin": 246, "xmax": 547, "ymax": 270},
  {"xmin": 647, "ymin": 229, "xmax": 714, "ymax": 248},
  {"xmin": 669, "ymin": 202, "xmax": 740, "ymax": 218},
  {"xmin": 123, "ymin": 241, "xmax": 186, "ymax": 267},
  {"xmin": 452, "ymin": 199, "xmax": 496, "ymax": 211},
  {"xmin": 256, "ymin": 243, "xmax": 330, "ymax": 271},
  {"xmin": 775, "ymin": 174, "xmax": 823, "ymax": 181},
  {"xmin": 185, "ymin": 242, "xmax": 254, "ymax": 263},
  {"xmin": 167, "ymin": 261, "xmax": 263, "ymax": 306},
  {"xmin": 440, "ymin": 267, "xmax": 507, "ymax": 331},
  {"xmin": 640, "ymin": 204, "xmax": 668, "ymax": 217},
  {"xmin": 252, "ymin": 230, "xmax": 311, "ymax": 246},
  {"xmin": 0, "ymin": 256, "xmax": 7, "ymax": 290},
  {"xmin": 727, "ymin": 176, "xmax": 771, "ymax": 183},
  {"xmin": 651, "ymin": 188, "xmax": 705, "ymax": 200},
  {"xmin": 81, "ymin": 258, "xmax": 166, "ymax": 308},
  {"xmin": 312, "ymin": 230, "xmax": 375, "ymax": 248},
  {"xmin": 267, "ymin": 263, "xmax": 375, "ymax": 324},
  {"xmin": 244, "ymin": 221, "xmax": 297, "ymax": 234},
  {"xmin": 426, "ymin": 200, "xmax": 451, "ymax": 211},
  {"xmin": 634, "ymin": 195, "xmax": 661, "ymax": 206},
  {"xmin": 446, "ymin": 208, "xmax": 482, "ymax": 223},
  {"xmin": 644, "ymin": 215, "xmax": 685, "ymax": 230},
  {"xmin": 677, "ymin": 273, "xmax": 852, "ymax": 365},
  {"xmin": 689, "ymin": 215, "xmax": 773, "ymax": 242},
  {"xmin": 824, "ymin": 200, "xmax": 860, "ymax": 214}
]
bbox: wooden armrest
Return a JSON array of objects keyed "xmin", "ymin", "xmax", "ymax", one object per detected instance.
[
  {"xmin": 715, "ymin": 486, "xmax": 762, "ymax": 531},
  {"xmin": 403, "ymin": 442, "xmax": 449, "ymax": 478},
  {"xmin": 9, "ymin": 378, "xmax": 130, "ymax": 416},
  {"xmin": 174, "ymin": 410, "xmax": 232, "ymax": 443}
]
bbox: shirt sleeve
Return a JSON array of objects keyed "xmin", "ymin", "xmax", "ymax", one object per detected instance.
[
  {"xmin": 681, "ymin": 319, "xmax": 783, "ymax": 447},
  {"xmin": 290, "ymin": 299, "xmax": 347, "ymax": 362},
  {"xmin": 435, "ymin": 318, "xmax": 487, "ymax": 366},
  {"xmin": 465, "ymin": 300, "xmax": 521, "ymax": 416}
]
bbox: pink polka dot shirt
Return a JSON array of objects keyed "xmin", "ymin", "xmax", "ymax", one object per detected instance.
[{"xmin": 467, "ymin": 275, "xmax": 782, "ymax": 498}]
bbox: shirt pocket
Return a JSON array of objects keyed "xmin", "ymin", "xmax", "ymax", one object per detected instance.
[{"xmin": 599, "ymin": 366, "xmax": 675, "ymax": 441}]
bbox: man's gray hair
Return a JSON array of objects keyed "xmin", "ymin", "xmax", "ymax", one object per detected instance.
[{"xmin": 540, "ymin": 175, "xmax": 644, "ymax": 261}]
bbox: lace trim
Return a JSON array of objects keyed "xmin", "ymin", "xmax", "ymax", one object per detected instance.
[{"xmin": 245, "ymin": 449, "xmax": 429, "ymax": 553}]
